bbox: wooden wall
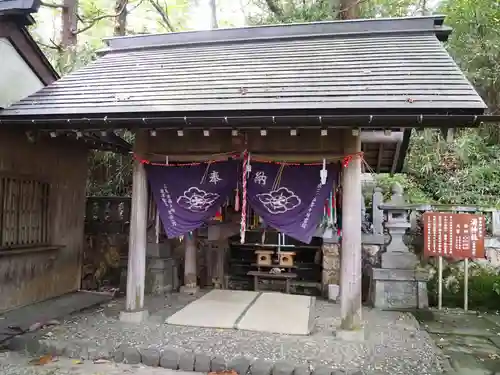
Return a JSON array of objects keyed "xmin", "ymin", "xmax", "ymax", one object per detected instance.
[
  {"xmin": 147, "ymin": 128, "xmax": 344, "ymax": 159},
  {"xmin": 0, "ymin": 129, "xmax": 88, "ymax": 312}
]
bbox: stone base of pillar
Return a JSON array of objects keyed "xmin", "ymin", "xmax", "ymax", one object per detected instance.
[
  {"xmin": 145, "ymin": 257, "xmax": 178, "ymax": 295},
  {"xmin": 321, "ymin": 241, "xmax": 340, "ymax": 298},
  {"xmin": 368, "ymin": 267, "xmax": 429, "ymax": 309},
  {"xmin": 119, "ymin": 309, "xmax": 149, "ymax": 323},
  {"xmin": 336, "ymin": 327, "xmax": 366, "ymax": 342},
  {"xmin": 180, "ymin": 285, "xmax": 200, "ymax": 294}
]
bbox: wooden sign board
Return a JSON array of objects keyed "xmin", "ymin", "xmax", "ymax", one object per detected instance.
[{"xmin": 423, "ymin": 212, "xmax": 485, "ymax": 259}]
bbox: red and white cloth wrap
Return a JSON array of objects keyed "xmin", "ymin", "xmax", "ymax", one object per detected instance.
[{"xmin": 240, "ymin": 151, "xmax": 249, "ymax": 244}]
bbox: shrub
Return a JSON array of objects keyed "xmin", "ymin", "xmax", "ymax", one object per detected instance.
[{"xmin": 427, "ymin": 260, "xmax": 500, "ymax": 311}]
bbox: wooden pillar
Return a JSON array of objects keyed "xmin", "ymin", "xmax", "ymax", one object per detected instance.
[
  {"xmin": 181, "ymin": 231, "xmax": 199, "ymax": 293},
  {"xmin": 340, "ymin": 129, "xmax": 363, "ymax": 330},
  {"xmin": 124, "ymin": 131, "xmax": 149, "ymax": 314}
]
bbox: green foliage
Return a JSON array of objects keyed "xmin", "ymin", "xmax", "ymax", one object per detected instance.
[
  {"xmin": 86, "ymin": 151, "xmax": 133, "ymax": 196},
  {"xmin": 406, "ymin": 128, "xmax": 500, "ymax": 208},
  {"xmin": 373, "ymin": 173, "xmax": 433, "ymax": 203},
  {"xmin": 427, "ymin": 262, "xmax": 500, "ymax": 311},
  {"xmin": 440, "ymin": 0, "xmax": 500, "ymax": 111},
  {"xmin": 401, "ymin": 0, "xmax": 500, "ymax": 207}
]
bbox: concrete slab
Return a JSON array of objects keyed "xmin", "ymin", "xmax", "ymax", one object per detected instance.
[
  {"xmin": 236, "ymin": 292, "xmax": 314, "ymax": 335},
  {"xmin": 0, "ymin": 291, "xmax": 112, "ymax": 344},
  {"xmin": 165, "ymin": 290, "xmax": 259, "ymax": 329}
]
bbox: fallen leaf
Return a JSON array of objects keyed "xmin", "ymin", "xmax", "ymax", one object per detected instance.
[
  {"xmin": 209, "ymin": 371, "xmax": 238, "ymax": 375},
  {"xmin": 28, "ymin": 322, "xmax": 43, "ymax": 332},
  {"xmin": 29, "ymin": 354, "xmax": 53, "ymax": 365},
  {"xmin": 93, "ymin": 359, "xmax": 111, "ymax": 364}
]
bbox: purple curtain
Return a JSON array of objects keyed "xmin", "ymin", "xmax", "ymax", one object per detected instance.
[
  {"xmin": 247, "ymin": 162, "xmax": 337, "ymax": 244},
  {"xmin": 146, "ymin": 161, "xmax": 237, "ymax": 238}
]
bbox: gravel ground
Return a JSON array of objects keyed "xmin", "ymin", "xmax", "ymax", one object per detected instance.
[
  {"xmin": 0, "ymin": 351, "xmax": 198, "ymax": 375},
  {"xmin": 35, "ymin": 292, "xmax": 445, "ymax": 375}
]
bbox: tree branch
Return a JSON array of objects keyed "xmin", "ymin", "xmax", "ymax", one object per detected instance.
[
  {"xmin": 148, "ymin": 0, "xmax": 176, "ymax": 32},
  {"xmin": 73, "ymin": 0, "xmax": 144, "ymax": 35},
  {"xmin": 264, "ymin": 0, "xmax": 283, "ymax": 17},
  {"xmin": 40, "ymin": 1, "xmax": 67, "ymax": 9},
  {"xmin": 37, "ymin": 38, "xmax": 63, "ymax": 51}
]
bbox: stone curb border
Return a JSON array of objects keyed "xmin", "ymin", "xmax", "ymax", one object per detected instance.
[{"xmin": 7, "ymin": 335, "xmax": 355, "ymax": 375}]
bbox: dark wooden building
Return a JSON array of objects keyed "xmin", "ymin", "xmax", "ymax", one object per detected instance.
[{"xmin": 0, "ymin": 0, "xmax": 127, "ymax": 312}]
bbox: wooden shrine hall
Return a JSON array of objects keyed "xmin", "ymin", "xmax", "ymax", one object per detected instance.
[{"xmin": 0, "ymin": 15, "xmax": 488, "ymax": 333}]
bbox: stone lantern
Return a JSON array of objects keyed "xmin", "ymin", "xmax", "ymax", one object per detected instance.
[{"xmin": 368, "ymin": 183, "xmax": 429, "ymax": 309}]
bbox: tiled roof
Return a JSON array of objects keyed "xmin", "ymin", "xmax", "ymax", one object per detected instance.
[{"xmin": 0, "ymin": 15, "xmax": 486, "ymax": 118}]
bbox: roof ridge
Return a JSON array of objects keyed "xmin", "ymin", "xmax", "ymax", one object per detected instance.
[{"xmin": 99, "ymin": 15, "xmax": 451, "ymax": 55}]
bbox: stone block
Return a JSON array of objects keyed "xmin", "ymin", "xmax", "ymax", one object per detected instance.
[
  {"xmin": 381, "ymin": 251, "xmax": 418, "ymax": 269},
  {"xmin": 111, "ymin": 345, "xmax": 125, "ymax": 363},
  {"xmin": 273, "ymin": 361, "xmax": 295, "ymax": 375},
  {"xmin": 194, "ymin": 354, "xmax": 212, "ymax": 373},
  {"xmin": 64, "ymin": 344, "xmax": 83, "ymax": 359},
  {"xmin": 140, "ymin": 348, "xmax": 160, "ymax": 367},
  {"xmin": 147, "ymin": 242, "xmax": 172, "ymax": 258},
  {"xmin": 179, "ymin": 351, "xmax": 196, "ymax": 371},
  {"xmin": 228, "ymin": 356, "xmax": 252, "ymax": 375},
  {"xmin": 180, "ymin": 285, "xmax": 200, "ymax": 294},
  {"xmin": 312, "ymin": 366, "xmax": 333, "ymax": 375},
  {"xmin": 48, "ymin": 340, "xmax": 67, "ymax": 356},
  {"xmin": 336, "ymin": 328, "xmax": 366, "ymax": 342},
  {"xmin": 25, "ymin": 337, "xmax": 42, "ymax": 355},
  {"xmin": 160, "ymin": 348, "xmax": 181, "ymax": 370},
  {"xmin": 293, "ymin": 364, "xmax": 311, "ymax": 375},
  {"xmin": 250, "ymin": 360, "xmax": 273, "ymax": 375},
  {"xmin": 369, "ymin": 267, "xmax": 429, "ymax": 309},
  {"xmin": 211, "ymin": 355, "xmax": 228, "ymax": 372},
  {"xmin": 123, "ymin": 347, "xmax": 141, "ymax": 364},
  {"xmin": 119, "ymin": 309, "xmax": 149, "ymax": 323},
  {"xmin": 146, "ymin": 257, "xmax": 176, "ymax": 295},
  {"xmin": 8, "ymin": 335, "xmax": 28, "ymax": 352},
  {"xmin": 89, "ymin": 347, "xmax": 111, "ymax": 360}
]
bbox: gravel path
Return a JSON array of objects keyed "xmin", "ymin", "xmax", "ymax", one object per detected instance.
[
  {"xmin": 0, "ymin": 351, "xmax": 199, "ymax": 375},
  {"xmin": 35, "ymin": 292, "xmax": 445, "ymax": 375}
]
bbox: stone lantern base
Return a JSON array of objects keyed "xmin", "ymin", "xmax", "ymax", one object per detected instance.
[{"xmin": 368, "ymin": 267, "xmax": 429, "ymax": 309}]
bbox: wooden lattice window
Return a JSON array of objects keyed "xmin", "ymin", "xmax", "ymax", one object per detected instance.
[{"xmin": 0, "ymin": 175, "xmax": 50, "ymax": 249}]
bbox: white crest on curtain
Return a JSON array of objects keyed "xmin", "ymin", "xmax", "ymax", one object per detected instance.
[
  {"xmin": 256, "ymin": 187, "xmax": 301, "ymax": 214},
  {"xmin": 177, "ymin": 187, "xmax": 220, "ymax": 212}
]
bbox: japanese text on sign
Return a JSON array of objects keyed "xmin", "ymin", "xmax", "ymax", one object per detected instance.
[{"xmin": 423, "ymin": 212, "xmax": 485, "ymax": 259}]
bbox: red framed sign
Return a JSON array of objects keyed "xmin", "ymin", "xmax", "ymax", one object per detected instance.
[{"xmin": 423, "ymin": 212, "xmax": 485, "ymax": 259}]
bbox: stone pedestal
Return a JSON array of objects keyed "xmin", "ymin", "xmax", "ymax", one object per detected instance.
[
  {"xmin": 146, "ymin": 257, "xmax": 178, "ymax": 294},
  {"xmin": 369, "ymin": 268, "xmax": 429, "ymax": 309},
  {"xmin": 321, "ymin": 240, "xmax": 340, "ymax": 298},
  {"xmin": 144, "ymin": 242, "xmax": 179, "ymax": 294},
  {"xmin": 369, "ymin": 183, "xmax": 429, "ymax": 309}
]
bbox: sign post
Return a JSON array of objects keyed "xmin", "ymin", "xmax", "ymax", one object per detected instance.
[
  {"xmin": 464, "ymin": 257, "xmax": 468, "ymax": 312},
  {"xmin": 438, "ymin": 255, "xmax": 443, "ymax": 310},
  {"xmin": 423, "ymin": 212, "xmax": 485, "ymax": 311}
]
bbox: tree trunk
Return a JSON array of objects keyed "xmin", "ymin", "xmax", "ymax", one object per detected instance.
[
  {"xmin": 209, "ymin": 0, "xmax": 218, "ymax": 29},
  {"xmin": 59, "ymin": 0, "xmax": 78, "ymax": 72},
  {"xmin": 61, "ymin": 0, "xmax": 78, "ymax": 48},
  {"xmin": 420, "ymin": 0, "xmax": 427, "ymax": 15},
  {"xmin": 114, "ymin": 0, "xmax": 128, "ymax": 36},
  {"xmin": 339, "ymin": 0, "xmax": 359, "ymax": 20}
]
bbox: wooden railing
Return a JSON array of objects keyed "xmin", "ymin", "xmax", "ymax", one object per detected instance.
[{"xmin": 84, "ymin": 197, "xmax": 131, "ymax": 234}]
